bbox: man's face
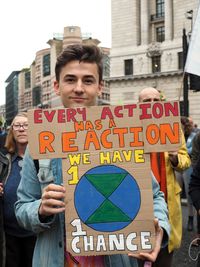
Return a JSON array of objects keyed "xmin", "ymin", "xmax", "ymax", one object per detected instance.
[
  {"xmin": 139, "ymin": 88, "xmax": 160, "ymax": 102},
  {"xmin": 54, "ymin": 60, "xmax": 103, "ymax": 108}
]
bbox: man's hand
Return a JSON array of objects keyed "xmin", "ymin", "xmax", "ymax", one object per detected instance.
[
  {"xmin": 128, "ymin": 218, "xmax": 163, "ymax": 262},
  {"xmin": 39, "ymin": 183, "xmax": 66, "ymax": 217},
  {"xmin": 0, "ymin": 183, "xmax": 3, "ymax": 196},
  {"xmin": 168, "ymin": 151, "xmax": 178, "ymax": 167}
]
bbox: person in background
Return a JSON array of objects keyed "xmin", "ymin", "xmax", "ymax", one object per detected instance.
[
  {"xmin": 0, "ymin": 113, "xmax": 36, "ymax": 267},
  {"xmin": 189, "ymin": 149, "xmax": 200, "ymax": 266},
  {"xmin": 176, "ymin": 116, "xmax": 196, "ymax": 231},
  {"xmin": 193, "ymin": 123, "xmax": 200, "ymax": 133},
  {"xmin": 191, "ymin": 129, "xmax": 200, "ymax": 166},
  {"xmin": 138, "ymin": 87, "xmax": 191, "ymax": 267},
  {"xmin": 0, "ymin": 122, "xmax": 7, "ymax": 153},
  {"xmin": 190, "ymin": 129, "xmax": 200, "ymax": 248},
  {"xmin": 0, "ymin": 120, "xmax": 7, "ymax": 267},
  {"xmin": 15, "ymin": 44, "xmax": 170, "ymax": 267},
  {"xmin": 0, "ymin": 151, "xmax": 8, "ymax": 267}
]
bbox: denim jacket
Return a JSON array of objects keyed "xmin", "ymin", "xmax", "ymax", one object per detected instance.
[{"xmin": 15, "ymin": 147, "xmax": 170, "ymax": 267}]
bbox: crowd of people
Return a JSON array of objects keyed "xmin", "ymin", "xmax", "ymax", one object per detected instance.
[{"xmin": 0, "ymin": 43, "xmax": 200, "ymax": 267}]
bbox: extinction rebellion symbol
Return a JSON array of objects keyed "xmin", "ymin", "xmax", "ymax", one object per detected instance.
[{"xmin": 74, "ymin": 165, "xmax": 141, "ymax": 232}]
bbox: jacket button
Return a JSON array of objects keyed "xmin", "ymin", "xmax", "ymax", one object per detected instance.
[{"xmin": 59, "ymin": 241, "xmax": 62, "ymax": 248}]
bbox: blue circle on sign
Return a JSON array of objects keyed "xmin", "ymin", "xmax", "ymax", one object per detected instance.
[{"xmin": 74, "ymin": 165, "xmax": 141, "ymax": 232}]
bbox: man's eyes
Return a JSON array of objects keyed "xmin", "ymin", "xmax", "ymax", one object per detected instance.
[
  {"xmin": 84, "ymin": 79, "xmax": 94, "ymax": 84},
  {"xmin": 64, "ymin": 78, "xmax": 95, "ymax": 84},
  {"xmin": 65, "ymin": 78, "xmax": 75, "ymax": 83}
]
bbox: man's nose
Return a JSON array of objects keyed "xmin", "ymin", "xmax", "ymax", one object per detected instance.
[{"xmin": 74, "ymin": 80, "xmax": 84, "ymax": 93}]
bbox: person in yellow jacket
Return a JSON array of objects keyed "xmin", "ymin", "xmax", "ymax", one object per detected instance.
[{"xmin": 138, "ymin": 87, "xmax": 191, "ymax": 267}]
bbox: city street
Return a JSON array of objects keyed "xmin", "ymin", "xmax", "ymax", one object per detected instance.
[{"xmin": 173, "ymin": 201, "xmax": 199, "ymax": 267}]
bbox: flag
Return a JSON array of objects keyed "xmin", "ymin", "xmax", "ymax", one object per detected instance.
[{"xmin": 185, "ymin": 4, "xmax": 200, "ymax": 76}]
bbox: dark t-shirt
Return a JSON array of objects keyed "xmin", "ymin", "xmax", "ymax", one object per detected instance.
[
  {"xmin": 3, "ymin": 155, "xmax": 33, "ymax": 237},
  {"xmin": 0, "ymin": 132, "xmax": 7, "ymax": 153}
]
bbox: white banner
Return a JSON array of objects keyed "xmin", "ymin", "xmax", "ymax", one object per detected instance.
[{"xmin": 185, "ymin": 4, "xmax": 200, "ymax": 76}]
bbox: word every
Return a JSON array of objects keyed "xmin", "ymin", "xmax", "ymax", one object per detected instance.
[{"xmin": 34, "ymin": 102, "xmax": 179, "ymax": 123}]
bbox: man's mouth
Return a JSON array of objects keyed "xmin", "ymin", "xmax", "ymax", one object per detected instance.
[{"xmin": 70, "ymin": 97, "xmax": 87, "ymax": 102}]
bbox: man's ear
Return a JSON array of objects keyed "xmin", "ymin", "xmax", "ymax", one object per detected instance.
[
  {"xmin": 54, "ymin": 81, "xmax": 60, "ymax": 96},
  {"xmin": 98, "ymin": 81, "xmax": 103, "ymax": 97}
]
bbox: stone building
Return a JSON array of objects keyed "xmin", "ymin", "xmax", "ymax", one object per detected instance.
[{"xmin": 109, "ymin": 0, "xmax": 200, "ymax": 125}]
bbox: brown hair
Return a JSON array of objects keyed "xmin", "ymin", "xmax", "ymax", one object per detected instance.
[
  {"xmin": 55, "ymin": 44, "xmax": 103, "ymax": 82},
  {"xmin": 180, "ymin": 116, "xmax": 193, "ymax": 138},
  {"xmin": 5, "ymin": 112, "xmax": 28, "ymax": 154}
]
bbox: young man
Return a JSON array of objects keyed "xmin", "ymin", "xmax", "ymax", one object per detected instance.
[
  {"xmin": 15, "ymin": 45, "xmax": 170, "ymax": 267},
  {"xmin": 138, "ymin": 87, "xmax": 191, "ymax": 267}
]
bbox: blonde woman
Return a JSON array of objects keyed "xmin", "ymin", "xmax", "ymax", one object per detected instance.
[{"xmin": 0, "ymin": 113, "xmax": 36, "ymax": 267}]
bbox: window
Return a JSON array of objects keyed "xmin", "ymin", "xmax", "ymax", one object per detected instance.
[
  {"xmin": 103, "ymin": 55, "xmax": 110, "ymax": 77},
  {"xmin": 178, "ymin": 52, "xmax": 183, "ymax": 70},
  {"xmin": 156, "ymin": 0, "xmax": 164, "ymax": 18},
  {"xmin": 123, "ymin": 92, "xmax": 135, "ymax": 101},
  {"xmin": 32, "ymin": 86, "xmax": 41, "ymax": 106},
  {"xmin": 190, "ymin": 74, "xmax": 200, "ymax": 91},
  {"xmin": 101, "ymin": 93, "xmax": 110, "ymax": 101},
  {"xmin": 124, "ymin": 59, "xmax": 133, "ymax": 75},
  {"xmin": 152, "ymin": 56, "xmax": 161, "ymax": 73},
  {"xmin": 156, "ymin": 27, "xmax": 165, "ymax": 42},
  {"xmin": 69, "ymin": 27, "xmax": 75, "ymax": 32},
  {"xmin": 47, "ymin": 80, "xmax": 51, "ymax": 87},
  {"xmin": 43, "ymin": 54, "xmax": 50, "ymax": 77},
  {"xmin": 36, "ymin": 76, "xmax": 41, "ymax": 83},
  {"xmin": 25, "ymin": 71, "xmax": 31, "ymax": 89}
]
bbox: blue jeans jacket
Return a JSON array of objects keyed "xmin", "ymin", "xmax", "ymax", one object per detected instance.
[{"xmin": 15, "ymin": 147, "xmax": 170, "ymax": 267}]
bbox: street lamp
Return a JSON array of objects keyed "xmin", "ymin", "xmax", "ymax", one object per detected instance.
[
  {"xmin": 182, "ymin": 28, "xmax": 189, "ymax": 117},
  {"xmin": 185, "ymin": 10, "xmax": 193, "ymax": 33}
]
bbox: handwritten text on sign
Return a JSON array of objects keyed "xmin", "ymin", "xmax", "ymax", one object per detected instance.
[
  {"xmin": 29, "ymin": 102, "xmax": 180, "ymax": 159},
  {"xmin": 28, "ymin": 101, "xmax": 181, "ymax": 256}
]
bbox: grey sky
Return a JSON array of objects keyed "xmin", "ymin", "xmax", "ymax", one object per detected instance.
[{"xmin": 0, "ymin": 0, "xmax": 111, "ymax": 105}]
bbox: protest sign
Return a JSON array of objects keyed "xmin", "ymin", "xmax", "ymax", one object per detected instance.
[{"xmin": 28, "ymin": 101, "xmax": 181, "ymax": 256}]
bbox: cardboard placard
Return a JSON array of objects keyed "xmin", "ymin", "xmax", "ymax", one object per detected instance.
[{"xmin": 28, "ymin": 101, "xmax": 181, "ymax": 256}]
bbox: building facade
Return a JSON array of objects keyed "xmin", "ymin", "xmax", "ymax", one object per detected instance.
[
  {"xmin": 109, "ymin": 0, "xmax": 200, "ymax": 125},
  {"xmin": 5, "ymin": 71, "xmax": 20, "ymax": 125}
]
